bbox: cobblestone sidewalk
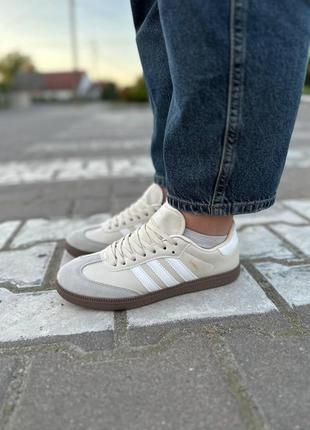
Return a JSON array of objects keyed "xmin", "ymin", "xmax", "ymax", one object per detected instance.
[
  {"xmin": 1, "ymin": 199, "xmax": 309, "ymax": 343},
  {"xmin": 1, "ymin": 102, "xmax": 310, "ymax": 430}
]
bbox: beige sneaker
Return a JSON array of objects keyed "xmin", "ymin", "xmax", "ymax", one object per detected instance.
[
  {"xmin": 57, "ymin": 202, "xmax": 240, "ymax": 310},
  {"xmin": 65, "ymin": 184, "xmax": 163, "ymax": 257}
]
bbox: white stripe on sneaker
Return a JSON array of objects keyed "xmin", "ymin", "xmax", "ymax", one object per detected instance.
[
  {"xmin": 131, "ymin": 266, "xmax": 161, "ymax": 292},
  {"xmin": 165, "ymin": 258, "xmax": 198, "ymax": 282},
  {"xmin": 147, "ymin": 260, "xmax": 177, "ymax": 287}
]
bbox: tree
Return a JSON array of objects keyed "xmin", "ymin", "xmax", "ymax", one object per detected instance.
[
  {"xmin": 120, "ymin": 76, "xmax": 148, "ymax": 102},
  {"xmin": 0, "ymin": 52, "xmax": 35, "ymax": 91}
]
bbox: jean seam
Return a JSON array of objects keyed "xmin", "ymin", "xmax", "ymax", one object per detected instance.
[
  {"xmin": 167, "ymin": 194, "xmax": 276, "ymax": 215},
  {"xmin": 211, "ymin": 0, "xmax": 248, "ymax": 206}
]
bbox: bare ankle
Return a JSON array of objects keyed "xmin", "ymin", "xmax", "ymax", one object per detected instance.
[{"xmin": 182, "ymin": 212, "xmax": 233, "ymax": 235}]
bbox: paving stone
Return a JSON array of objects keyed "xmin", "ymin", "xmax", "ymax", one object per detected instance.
[
  {"xmin": 9, "ymin": 334, "xmax": 246, "ymax": 430},
  {"xmin": 111, "ymin": 156, "xmax": 154, "ymax": 177},
  {"xmin": 129, "ymin": 311, "xmax": 291, "ymax": 347},
  {"xmin": 0, "ymin": 156, "xmax": 153, "ymax": 187},
  {"xmin": 235, "ymin": 203, "xmax": 304, "ymax": 229},
  {"xmin": 11, "ymin": 214, "xmax": 109, "ymax": 248},
  {"xmin": 225, "ymin": 332, "xmax": 310, "ymax": 430},
  {"xmin": 111, "ymin": 177, "xmax": 152, "ymax": 198},
  {"xmin": 286, "ymin": 147, "xmax": 310, "ymax": 168},
  {"xmin": 127, "ymin": 267, "xmax": 276, "ymax": 328},
  {"xmin": 0, "ymin": 243, "xmax": 56, "ymax": 288},
  {"xmin": 0, "ymin": 220, "xmax": 20, "ymax": 248},
  {"xmin": 239, "ymin": 225, "xmax": 294, "ymax": 259},
  {"xmin": 256, "ymin": 262, "xmax": 310, "ymax": 307},
  {"xmin": 0, "ymin": 195, "xmax": 74, "ymax": 221},
  {"xmin": 283, "ymin": 199, "xmax": 310, "ymax": 220},
  {"xmin": 0, "ymin": 289, "xmax": 114, "ymax": 342},
  {"xmin": 60, "ymin": 250, "xmax": 74, "ymax": 267},
  {"xmin": 295, "ymin": 304, "xmax": 310, "ymax": 328},
  {"xmin": 56, "ymin": 159, "xmax": 109, "ymax": 181},
  {"xmin": 0, "ymin": 357, "xmax": 18, "ymax": 406},
  {"xmin": 73, "ymin": 197, "xmax": 112, "ymax": 216},
  {"xmin": 271, "ymin": 224, "xmax": 310, "ymax": 256}
]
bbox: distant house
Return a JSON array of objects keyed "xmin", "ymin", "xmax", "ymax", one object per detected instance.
[{"xmin": 12, "ymin": 71, "xmax": 92, "ymax": 105}]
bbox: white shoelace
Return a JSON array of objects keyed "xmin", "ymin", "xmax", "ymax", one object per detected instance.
[
  {"xmin": 103, "ymin": 223, "xmax": 178, "ymax": 266},
  {"xmin": 106, "ymin": 198, "xmax": 155, "ymax": 230}
]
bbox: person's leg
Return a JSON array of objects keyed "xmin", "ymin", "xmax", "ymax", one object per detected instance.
[
  {"xmin": 57, "ymin": 0, "xmax": 310, "ymax": 310},
  {"xmin": 157, "ymin": 0, "xmax": 310, "ymax": 222},
  {"xmin": 130, "ymin": 0, "xmax": 172, "ymax": 187}
]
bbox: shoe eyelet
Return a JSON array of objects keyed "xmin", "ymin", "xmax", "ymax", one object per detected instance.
[
  {"xmin": 122, "ymin": 262, "xmax": 126, "ymax": 266},
  {"xmin": 132, "ymin": 257, "xmax": 137, "ymax": 262},
  {"xmin": 122, "ymin": 222, "xmax": 126, "ymax": 226},
  {"xmin": 143, "ymin": 253, "xmax": 147, "ymax": 257},
  {"xmin": 172, "ymin": 251, "xmax": 175, "ymax": 254},
  {"xmin": 163, "ymin": 246, "xmax": 167, "ymax": 250},
  {"xmin": 152, "ymin": 250, "xmax": 156, "ymax": 254},
  {"xmin": 144, "ymin": 213, "xmax": 149, "ymax": 217},
  {"xmin": 174, "ymin": 242, "xmax": 178, "ymax": 246},
  {"xmin": 130, "ymin": 218, "xmax": 134, "ymax": 222}
]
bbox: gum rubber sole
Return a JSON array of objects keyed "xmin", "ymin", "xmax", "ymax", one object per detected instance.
[
  {"xmin": 65, "ymin": 242, "xmax": 92, "ymax": 258},
  {"xmin": 56, "ymin": 264, "xmax": 241, "ymax": 311}
]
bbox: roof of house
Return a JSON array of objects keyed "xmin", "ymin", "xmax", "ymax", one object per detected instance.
[
  {"xmin": 44, "ymin": 71, "xmax": 85, "ymax": 91},
  {"xmin": 13, "ymin": 71, "xmax": 86, "ymax": 91}
]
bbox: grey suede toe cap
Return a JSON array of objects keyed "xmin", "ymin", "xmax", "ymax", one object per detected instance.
[
  {"xmin": 57, "ymin": 253, "xmax": 138, "ymax": 299},
  {"xmin": 66, "ymin": 225, "xmax": 107, "ymax": 254}
]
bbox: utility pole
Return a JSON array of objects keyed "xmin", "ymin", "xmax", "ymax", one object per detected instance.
[
  {"xmin": 69, "ymin": 0, "xmax": 79, "ymax": 71},
  {"xmin": 89, "ymin": 40, "xmax": 100, "ymax": 80}
]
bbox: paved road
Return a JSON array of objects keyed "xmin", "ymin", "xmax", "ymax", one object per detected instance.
[{"xmin": 0, "ymin": 100, "xmax": 310, "ymax": 430}]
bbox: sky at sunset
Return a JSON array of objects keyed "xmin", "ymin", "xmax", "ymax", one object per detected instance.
[{"xmin": 0, "ymin": 0, "xmax": 142, "ymax": 85}]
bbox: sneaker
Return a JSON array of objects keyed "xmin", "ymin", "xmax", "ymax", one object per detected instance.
[
  {"xmin": 57, "ymin": 202, "xmax": 240, "ymax": 310},
  {"xmin": 65, "ymin": 183, "xmax": 163, "ymax": 257}
]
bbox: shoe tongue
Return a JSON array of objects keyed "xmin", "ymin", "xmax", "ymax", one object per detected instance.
[
  {"xmin": 141, "ymin": 183, "xmax": 163, "ymax": 207},
  {"xmin": 149, "ymin": 202, "xmax": 186, "ymax": 236}
]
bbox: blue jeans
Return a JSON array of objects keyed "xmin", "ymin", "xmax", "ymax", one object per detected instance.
[{"xmin": 131, "ymin": 0, "xmax": 310, "ymax": 215}]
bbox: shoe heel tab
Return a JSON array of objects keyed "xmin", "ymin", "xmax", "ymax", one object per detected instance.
[{"xmin": 219, "ymin": 223, "xmax": 239, "ymax": 256}]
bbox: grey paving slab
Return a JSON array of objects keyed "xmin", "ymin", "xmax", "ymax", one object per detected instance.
[
  {"xmin": 60, "ymin": 250, "xmax": 74, "ymax": 267},
  {"xmin": 0, "ymin": 243, "xmax": 56, "ymax": 288},
  {"xmin": 129, "ymin": 311, "xmax": 291, "ymax": 348},
  {"xmin": 283, "ymin": 199, "xmax": 310, "ymax": 220},
  {"xmin": 111, "ymin": 177, "xmax": 152, "ymax": 198},
  {"xmin": 127, "ymin": 267, "xmax": 277, "ymax": 328},
  {"xmin": 271, "ymin": 224, "xmax": 310, "ymax": 256},
  {"xmin": 239, "ymin": 225, "xmax": 294, "ymax": 259},
  {"xmin": 11, "ymin": 214, "xmax": 109, "ymax": 248},
  {"xmin": 256, "ymin": 262, "xmax": 310, "ymax": 307},
  {"xmin": 9, "ymin": 335, "xmax": 247, "ymax": 430},
  {"xmin": 295, "ymin": 304, "xmax": 310, "ymax": 328},
  {"xmin": 0, "ymin": 198, "xmax": 74, "ymax": 222},
  {"xmin": 111, "ymin": 155, "xmax": 154, "ymax": 177},
  {"xmin": 0, "ymin": 358, "xmax": 18, "ymax": 406},
  {"xmin": 226, "ymin": 332, "xmax": 310, "ymax": 430},
  {"xmin": 0, "ymin": 220, "xmax": 20, "ymax": 248},
  {"xmin": 235, "ymin": 203, "xmax": 305, "ymax": 228},
  {"xmin": 0, "ymin": 156, "xmax": 153, "ymax": 187},
  {"xmin": 72, "ymin": 197, "xmax": 112, "ymax": 216},
  {"xmin": 0, "ymin": 288, "xmax": 114, "ymax": 343}
]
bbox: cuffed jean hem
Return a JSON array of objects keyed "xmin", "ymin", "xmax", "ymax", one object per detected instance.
[
  {"xmin": 167, "ymin": 194, "xmax": 276, "ymax": 215},
  {"xmin": 154, "ymin": 173, "xmax": 167, "ymax": 188}
]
